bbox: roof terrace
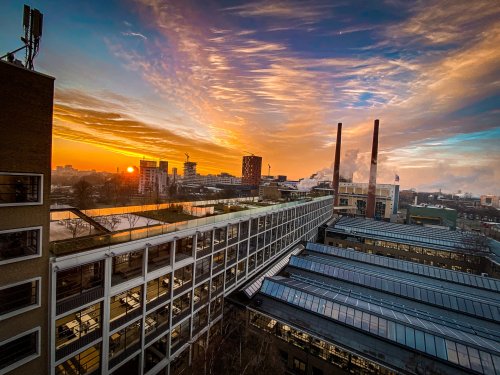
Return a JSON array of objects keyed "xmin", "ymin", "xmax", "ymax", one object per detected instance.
[{"xmin": 49, "ymin": 196, "xmax": 332, "ymax": 257}]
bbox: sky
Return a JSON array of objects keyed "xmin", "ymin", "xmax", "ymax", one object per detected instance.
[{"xmin": 1, "ymin": 0, "xmax": 499, "ymax": 194}]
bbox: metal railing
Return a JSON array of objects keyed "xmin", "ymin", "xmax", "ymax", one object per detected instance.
[{"xmin": 50, "ymin": 196, "xmax": 332, "ymax": 256}]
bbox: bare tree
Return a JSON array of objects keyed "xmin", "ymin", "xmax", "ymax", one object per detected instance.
[
  {"xmin": 190, "ymin": 307, "xmax": 285, "ymax": 375},
  {"xmin": 68, "ymin": 218, "xmax": 86, "ymax": 238},
  {"xmin": 124, "ymin": 213, "xmax": 140, "ymax": 229},
  {"xmin": 124, "ymin": 213, "xmax": 140, "ymax": 239},
  {"xmin": 100, "ymin": 215, "xmax": 121, "ymax": 232},
  {"xmin": 144, "ymin": 216, "xmax": 155, "ymax": 236}
]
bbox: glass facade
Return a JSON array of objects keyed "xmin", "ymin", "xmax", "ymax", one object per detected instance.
[
  {"xmin": 50, "ymin": 196, "xmax": 333, "ymax": 374},
  {"xmin": 250, "ymin": 311, "xmax": 395, "ymax": 374}
]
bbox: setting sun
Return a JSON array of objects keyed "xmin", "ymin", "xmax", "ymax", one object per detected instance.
[{"xmin": 127, "ymin": 166, "xmax": 134, "ymax": 173}]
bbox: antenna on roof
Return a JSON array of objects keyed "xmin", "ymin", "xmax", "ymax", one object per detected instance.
[{"xmin": 1, "ymin": 4, "xmax": 44, "ymax": 70}]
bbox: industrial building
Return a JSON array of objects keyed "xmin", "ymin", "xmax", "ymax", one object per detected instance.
[
  {"xmin": 481, "ymin": 195, "xmax": 500, "ymax": 209},
  {"xmin": 331, "ymin": 120, "xmax": 394, "ymax": 222},
  {"xmin": 325, "ymin": 216, "xmax": 500, "ymax": 277},
  {"xmin": 337, "ymin": 182, "xmax": 399, "ymax": 221},
  {"xmin": 0, "ymin": 60, "xmax": 54, "ymax": 374},
  {"xmin": 246, "ymin": 242, "xmax": 500, "ymax": 375},
  {"xmin": 406, "ymin": 204, "xmax": 457, "ymax": 230},
  {"xmin": 49, "ymin": 196, "xmax": 333, "ymax": 374},
  {"xmin": 242, "ymin": 156, "xmax": 262, "ymax": 186}
]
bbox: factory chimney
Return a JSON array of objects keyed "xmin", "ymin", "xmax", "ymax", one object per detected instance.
[
  {"xmin": 366, "ymin": 119, "xmax": 379, "ymax": 219},
  {"xmin": 332, "ymin": 123, "xmax": 342, "ymax": 208}
]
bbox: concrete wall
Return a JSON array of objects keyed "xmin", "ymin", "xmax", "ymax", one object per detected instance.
[{"xmin": 0, "ymin": 61, "xmax": 54, "ymax": 375}]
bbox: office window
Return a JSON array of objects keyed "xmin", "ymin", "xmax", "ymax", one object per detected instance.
[
  {"xmin": 55, "ymin": 343, "xmax": 100, "ymax": 375},
  {"xmin": 0, "ymin": 227, "xmax": 41, "ymax": 264},
  {"xmin": 171, "ymin": 319, "xmax": 190, "ymax": 352},
  {"xmin": 175, "ymin": 236, "xmax": 193, "ymax": 261},
  {"xmin": 143, "ymin": 336, "xmax": 167, "ymax": 372},
  {"xmin": 293, "ymin": 357, "xmax": 306, "ymax": 374},
  {"xmin": 195, "ymin": 258, "xmax": 211, "ymax": 281},
  {"xmin": 0, "ymin": 328, "xmax": 39, "ymax": 373},
  {"xmin": 56, "ymin": 260, "xmax": 104, "ymax": 301},
  {"xmin": 112, "ymin": 251, "xmax": 144, "ymax": 286},
  {"xmin": 56, "ymin": 302, "xmax": 101, "ymax": 350},
  {"xmin": 145, "ymin": 306, "xmax": 169, "ymax": 337},
  {"xmin": 174, "ymin": 265, "xmax": 192, "ymax": 292},
  {"xmin": 194, "ymin": 282, "xmax": 209, "ymax": 306},
  {"xmin": 147, "ymin": 242, "xmax": 171, "ymax": 272},
  {"xmin": 146, "ymin": 275, "xmax": 170, "ymax": 306},
  {"xmin": 228, "ymin": 224, "xmax": 238, "ymax": 241},
  {"xmin": 0, "ymin": 173, "xmax": 42, "ymax": 205},
  {"xmin": 109, "ymin": 321, "xmax": 142, "ymax": 360},
  {"xmin": 110, "ymin": 286, "xmax": 142, "ymax": 326},
  {"xmin": 0, "ymin": 278, "xmax": 39, "ymax": 319}
]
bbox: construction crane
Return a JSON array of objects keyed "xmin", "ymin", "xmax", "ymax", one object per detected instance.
[
  {"xmin": 184, "ymin": 153, "xmax": 189, "ymax": 163},
  {"xmin": 243, "ymin": 151, "xmax": 255, "ymax": 156},
  {"xmin": 268, "ymin": 164, "xmax": 271, "ymax": 177}
]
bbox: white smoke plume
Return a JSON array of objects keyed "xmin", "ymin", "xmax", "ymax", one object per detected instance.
[{"xmin": 297, "ymin": 149, "xmax": 360, "ymax": 191}]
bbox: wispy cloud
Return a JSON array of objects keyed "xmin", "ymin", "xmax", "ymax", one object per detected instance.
[
  {"xmin": 122, "ymin": 31, "xmax": 148, "ymax": 40},
  {"xmin": 222, "ymin": 1, "xmax": 333, "ymax": 22},
  {"xmin": 47, "ymin": 0, "xmax": 500, "ymax": 194}
]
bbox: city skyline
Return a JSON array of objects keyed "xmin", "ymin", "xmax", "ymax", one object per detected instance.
[{"xmin": 1, "ymin": 0, "xmax": 499, "ymax": 194}]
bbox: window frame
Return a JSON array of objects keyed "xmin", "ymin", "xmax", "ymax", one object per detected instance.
[
  {"xmin": 0, "ymin": 277, "xmax": 41, "ymax": 321},
  {"xmin": 0, "ymin": 172, "xmax": 43, "ymax": 207},
  {"xmin": 0, "ymin": 326, "xmax": 40, "ymax": 375},
  {"xmin": 0, "ymin": 226, "xmax": 42, "ymax": 265}
]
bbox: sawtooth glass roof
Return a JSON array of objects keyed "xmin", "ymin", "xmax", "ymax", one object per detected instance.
[
  {"xmin": 288, "ymin": 255, "xmax": 500, "ymax": 322},
  {"xmin": 327, "ymin": 216, "xmax": 489, "ymax": 253},
  {"xmin": 306, "ymin": 242, "xmax": 500, "ymax": 292},
  {"xmin": 260, "ymin": 277, "xmax": 500, "ymax": 374}
]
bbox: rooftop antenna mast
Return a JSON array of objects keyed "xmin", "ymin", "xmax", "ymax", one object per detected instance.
[
  {"xmin": 1, "ymin": 5, "xmax": 43, "ymax": 69},
  {"xmin": 268, "ymin": 164, "xmax": 271, "ymax": 177},
  {"xmin": 184, "ymin": 153, "xmax": 190, "ymax": 163}
]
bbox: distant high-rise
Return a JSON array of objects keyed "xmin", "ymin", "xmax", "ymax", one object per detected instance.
[
  {"xmin": 172, "ymin": 167, "xmax": 178, "ymax": 183},
  {"xmin": 242, "ymin": 155, "xmax": 262, "ymax": 186},
  {"xmin": 138, "ymin": 160, "xmax": 168, "ymax": 195},
  {"xmin": 183, "ymin": 161, "xmax": 197, "ymax": 184},
  {"xmin": 0, "ymin": 60, "xmax": 54, "ymax": 375}
]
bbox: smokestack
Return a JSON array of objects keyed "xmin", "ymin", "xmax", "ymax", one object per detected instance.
[
  {"xmin": 332, "ymin": 123, "xmax": 342, "ymax": 207},
  {"xmin": 366, "ymin": 119, "xmax": 379, "ymax": 219}
]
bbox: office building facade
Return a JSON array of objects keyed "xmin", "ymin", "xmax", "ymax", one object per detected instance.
[
  {"xmin": 0, "ymin": 61, "xmax": 54, "ymax": 375},
  {"xmin": 49, "ymin": 196, "xmax": 333, "ymax": 374}
]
